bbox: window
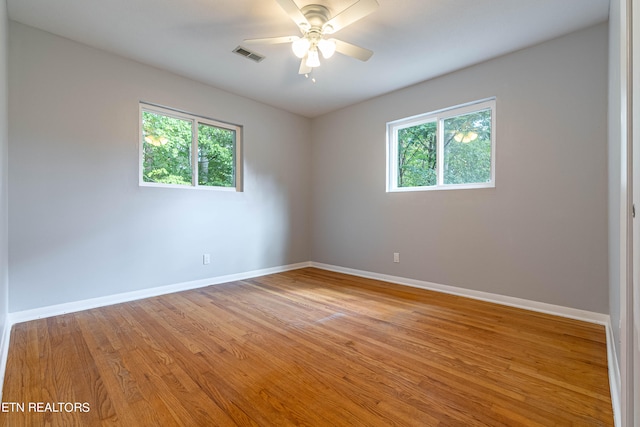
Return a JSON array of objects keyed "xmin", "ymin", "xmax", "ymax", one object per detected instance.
[
  {"xmin": 139, "ymin": 103, "xmax": 242, "ymax": 191},
  {"xmin": 387, "ymin": 98, "xmax": 495, "ymax": 192}
]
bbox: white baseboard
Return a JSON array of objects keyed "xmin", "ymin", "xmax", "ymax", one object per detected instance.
[
  {"xmin": 7, "ymin": 261, "xmax": 311, "ymax": 325},
  {"xmin": 311, "ymin": 262, "xmax": 610, "ymax": 325},
  {"xmin": 0, "ymin": 318, "xmax": 11, "ymax": 401},
  {"xmin": 605, "ymin": 321, "xmax": 622, "ymax": 427}
]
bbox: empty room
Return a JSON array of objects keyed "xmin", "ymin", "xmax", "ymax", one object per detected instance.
[{"xmin": 0, "ymin": 0, "xmax": 638, "ymax": 425}]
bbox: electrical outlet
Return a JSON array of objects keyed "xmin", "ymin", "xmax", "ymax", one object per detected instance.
[
  {"xmin": 203, "ymin": 254, "xmax": 211, "ymax": 265},
  {"xmin": 393, "ymin": 253, "xmax": 400, "ymax": 263}
]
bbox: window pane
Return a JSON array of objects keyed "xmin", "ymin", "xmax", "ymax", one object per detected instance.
[
  {"xmin": 142, "ymin": 111, "xmax": 193, "ymax": 185},
  {"xmin": 397, "ymin": 121, "xmax": 437, "ymax": 187},
  {"xmin": 443, "ymin": 109, "xmax": 492, "ymax": 185},
  {"xmin": 197, "ymin": 123, "xmax": 235, "ymax": 187}
]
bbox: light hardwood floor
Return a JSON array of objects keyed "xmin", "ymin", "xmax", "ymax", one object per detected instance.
[{"xmin": 0, "ymin": 268, "xmax": 613, "ymax": 426}]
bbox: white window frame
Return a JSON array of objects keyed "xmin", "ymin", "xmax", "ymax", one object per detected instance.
[
  {"xmin": 387, "ymin": 98, "xmax": 496, "ymax": 192},
  {"xmin": 139, "ymin": 102, "xmax": 243, "ymax": 192}
]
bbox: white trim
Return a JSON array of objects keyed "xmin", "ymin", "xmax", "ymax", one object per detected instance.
[
  {"xmin": 138, "ymin": 102, "xmax": 244, "ymax": 192},
  {"xmin": 0, "ymin": 319, "xmax": 11, "ymax": 401},
  {"xmin": 387, "ymin": 97, "xmax": 497, "ymax": 126},
  {"xmin": 437, "ymin": 112, "xmax": 444, "ymax": 186},
  {"xmin": 310, "ymin": 262, "xmax": 610, "ymax": 325},
  {"xmin": 606, "ymin": 319, "xmax": 622, "ymax": 427},
  {"xmin": 389, "ymin": 182, "xmax": 496, "ymax": 192},
  {"xmin": 138, "ymin": 182, "xmax": 239, "ymax": 191},
  {"xmin": 191, "ymin": 117, "xmax": 199, "ymax": 186},
  {"xmin": 387, "ymin": 98, "xmax": 496, "ymax": 193},
  {"xmin": 7, "ymin": 262, "xmax": 311, "ymax": 325}
]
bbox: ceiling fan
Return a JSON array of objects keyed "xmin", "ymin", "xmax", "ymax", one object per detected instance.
[{"xmin": 244, "ymin": 0, "xmax": 379, "ymax": 75}]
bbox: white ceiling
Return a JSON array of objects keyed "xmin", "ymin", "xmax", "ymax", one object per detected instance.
[{"xmin": 7, "ymin": 0, "xmax": 609, "ymax": 118}]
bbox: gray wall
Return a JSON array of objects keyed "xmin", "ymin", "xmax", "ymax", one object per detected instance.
[
  {"xmin": 7, "ymin": 21, "xmax": 611, "ymax": 316},
  {"xmin": 310, "ymin": 23, "xmax": 609, "ymax": 313},
  {"xmin": 608, "ymin": 0, "xmax": 624, "ymax": 367},
  {"xmin": 8, "ymin": 22, "xmax": 311, "ymax": 312},
  {"xmin": 0, "ymin": 0, "xmax": 8, "ymax": 328}
]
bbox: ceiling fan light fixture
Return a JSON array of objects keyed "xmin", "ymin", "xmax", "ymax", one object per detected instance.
[
  {"xmin": 318, "ymin": 38, "xmax": 336, "ymax": 59},
  {"xmin": 292, "ymin": 37, "xmax": 310, "ymax": 58},
  {"xmin": 306, "ymin": 48, "xmax": 321, "ymax": 67},
  {"xmin": 245, "ymin": 0, "xmax": 380, "ymax": 74}
]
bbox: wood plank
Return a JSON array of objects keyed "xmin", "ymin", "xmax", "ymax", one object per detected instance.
[{"xmin": 0, "ymin": 268, "xmax": 614, "ymax": 426}]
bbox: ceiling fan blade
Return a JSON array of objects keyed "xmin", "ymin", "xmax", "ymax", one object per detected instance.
[
  {"xmin": 299, "ymin": 58, "xmax": 312, "ymax": 75},
  {"xmin": 333, "ymin": 39, "xmax": 373, "ymax": 61},
  {"xmin": 275, "ymin": 0, "xmax": 310, "ymax": 30},
  {"xmin": 244, "ymin": 35, "xmax": 299, "ymax": 45},
  {"xmin": 323, "ymin": 0, "xmax": 379, "ymax": 34}
]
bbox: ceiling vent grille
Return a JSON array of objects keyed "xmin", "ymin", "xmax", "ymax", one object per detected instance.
[{"xmin": 233, "ymin": 46, "xmax": 265, "ymax": 63}]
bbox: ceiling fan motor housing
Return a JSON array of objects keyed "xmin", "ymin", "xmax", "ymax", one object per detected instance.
[{"xmin": 301, "ymin": 4, "xmax": 333, "ymax": 36}]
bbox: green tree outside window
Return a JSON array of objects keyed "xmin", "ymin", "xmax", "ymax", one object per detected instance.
[{"xmin": 141, "ymin": 106, "xmax": 240, "ymax": 189}]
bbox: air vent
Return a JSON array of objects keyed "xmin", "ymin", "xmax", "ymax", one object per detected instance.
[{"xmin": 233, "ymin": 46, "xmax": 265, "ymax": 63}]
